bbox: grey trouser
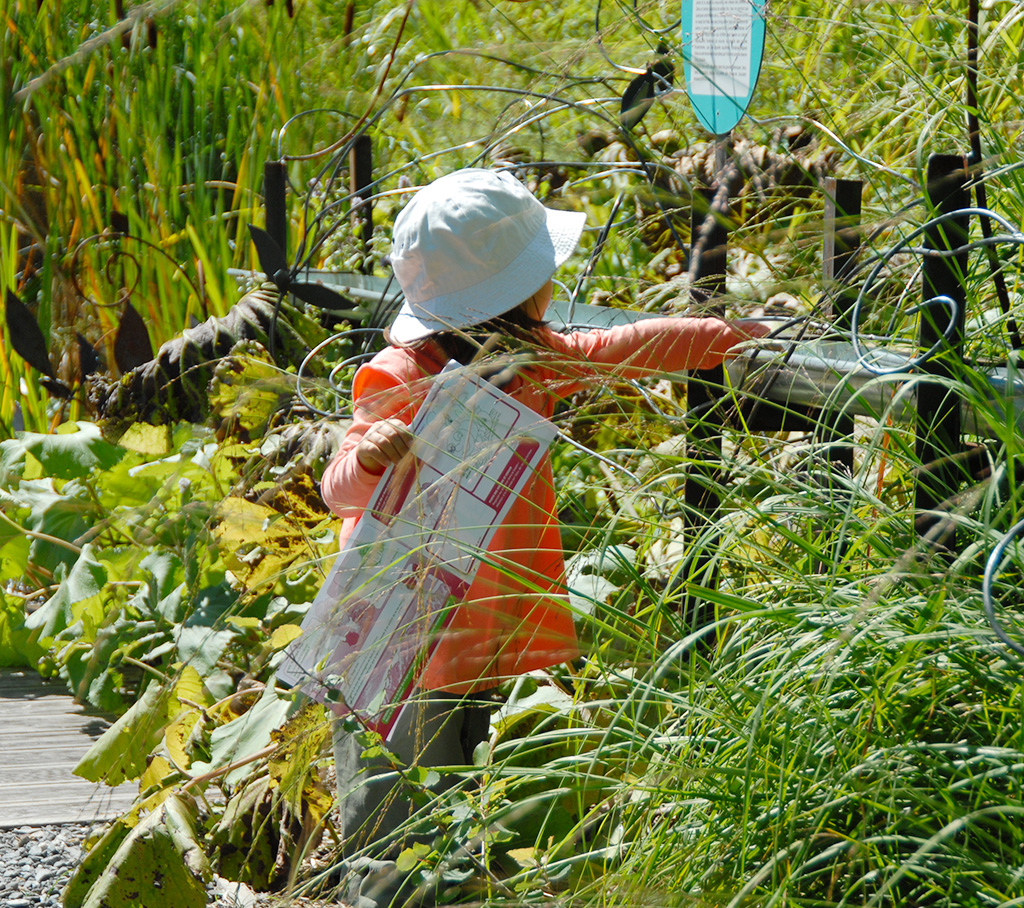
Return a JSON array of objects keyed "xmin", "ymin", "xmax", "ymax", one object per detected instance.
[{"xmin": 332, "ymin": 691, "xmax": 493, "ymax": 857}]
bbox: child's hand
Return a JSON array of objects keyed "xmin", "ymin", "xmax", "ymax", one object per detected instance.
[{"xmin": 356, "ymin": 418, "xmax": 413, "ymax": 474}]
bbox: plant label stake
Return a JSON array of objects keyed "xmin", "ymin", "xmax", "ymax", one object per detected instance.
[{"xmin": 681, "ymin": 0, "xmax": 766, "ymax": 136}]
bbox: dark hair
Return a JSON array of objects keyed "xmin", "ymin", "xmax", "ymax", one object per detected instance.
[{"xmin": 416, "ymin": 302, "xmax": 548, "ymax": 366}]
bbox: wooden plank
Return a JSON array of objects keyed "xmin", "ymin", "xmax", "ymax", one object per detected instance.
[
  {"xmin": 0, "ymin": 763, "xmax": 135, "ymax": 785},
  {"xmin": 0, "ymin": 669, "xmax": 138, "ymax": 828}
]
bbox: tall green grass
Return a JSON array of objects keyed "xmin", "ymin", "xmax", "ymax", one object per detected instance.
[{"xmin": 0, "ymin": 0, "xmax": 326, "ymax": 435}]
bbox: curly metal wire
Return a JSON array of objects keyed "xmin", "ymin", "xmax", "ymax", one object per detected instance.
[
  {"xmin": 850, "ymin": 207, "xmax": 1024, "ymax": 376},
  {"xmin": 983, "ymin": 517, "xmax": 1024, "ymax": 657},
  {"xmin": 70, "ymin": 232, "xmax": 203, "ymax": 314},
  {"xmin": 296, "ymin": 327, "xmax": 386, "ymax": 419}
]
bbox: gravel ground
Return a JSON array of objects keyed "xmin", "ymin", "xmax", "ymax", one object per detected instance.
[
  {"xmin": 0, "ymin": 822, "xmax": 343, "ymax": 908},
  {"xmin": 0, "ymin": 823, "xmax": 90, "ymax": 908}
]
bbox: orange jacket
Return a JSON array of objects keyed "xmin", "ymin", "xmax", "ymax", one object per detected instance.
[{"xmin": 321, "ymin": 316, "xmax": 744, "ymax": 693}]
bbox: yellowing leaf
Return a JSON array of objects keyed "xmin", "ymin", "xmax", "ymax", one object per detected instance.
[
  {"xmin": 267, "ymin": 623, "xmax": 302, "ymax": 651},
  {"xmin": 118, "ymin": 423, "xmax": 173, "ymax": 456},
  {"xmin": 165, "ymin": 709, "xmax": 201, "ymax": 771},
  {"xmin": 140, "ymin": 755, "xmax": 174, "ymax": 795},
  {"xmin": 268, "ymin": 700, "xmax": 332, "ymax": 822},
  {"xmin": 173, "ymin": 665, "xmax": 209, "ymax": 714},
  {"xmin": 213, "ymin": 497, "xmax": 313, "ymax": 591}
]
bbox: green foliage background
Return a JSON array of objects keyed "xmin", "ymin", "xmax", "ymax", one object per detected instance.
[{"xmin": 3, "ymin": 0, "xmax": 1024, "ymax": 905}]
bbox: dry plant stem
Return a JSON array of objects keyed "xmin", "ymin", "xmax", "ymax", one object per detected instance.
[
  {"xmin": 10, "ymin": 586, "xmax": 58, "ymax": 600},
  {"xmin": 181, "ymin": 743, "xmax": 279, "ymax": 793},
  {"xmin": 120, "ymin": 655, "xmax": 171, "ymax": 683}
]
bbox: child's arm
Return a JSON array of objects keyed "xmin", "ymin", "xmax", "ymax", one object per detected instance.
[{"xmin": 542, "ymin": 316, "xmax": 759, "ymax": 391}]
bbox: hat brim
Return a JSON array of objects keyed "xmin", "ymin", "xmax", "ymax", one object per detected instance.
[{"xmin": 388, "ymin": 206, "xmax": 586, "ymax": 345}]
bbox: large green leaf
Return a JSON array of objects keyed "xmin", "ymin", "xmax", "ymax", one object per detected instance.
[
  {"xmin": 66, "ymin": 794, "xmax": 210, "ymax": 908},
  {"xmin": 74, "ymin": 679, "xmax": 173, "ymax": 785},
  {"xmin": 0, "ymin": 422, "xmax": 124, "ymax": 484},
  {"xmin": 0, "ymin": 479, "xmax": 98, "ymax": 576},
  {"xmin": 24, "ymin": 543, "xmax": 108, "ymax": 642},
  {"xmin": 190, "ymin": 682, "xmax": 290, "ymax": 786},
  {"xmin": 0, "ymin": 595, "xmax": 44, "ymax": 667}
]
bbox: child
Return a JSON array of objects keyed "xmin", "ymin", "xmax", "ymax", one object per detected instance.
[{"xmin": 320, "ymin": 168, "xmax": 756, "ymax": 869}]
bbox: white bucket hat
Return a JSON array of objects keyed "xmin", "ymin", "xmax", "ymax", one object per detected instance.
[{"xmin": 388, "ymin": 168, "xmax": 586, "ymax": 344}]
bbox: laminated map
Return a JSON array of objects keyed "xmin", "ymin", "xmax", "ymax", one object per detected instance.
[{"xmin": 278, "ymin": 362, "xmax": 556, "ymax": 735}]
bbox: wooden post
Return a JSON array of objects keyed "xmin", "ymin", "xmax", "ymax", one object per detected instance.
[
  {"xmin": 915, "ymin": 153, "xmax": 969, "ymax": 548},
  {"xmin": 349, "ymin": 135, "xmax": 374, "ymax": 274},
  {"xmin": 822, "ymin": 177, "xmax": 863, "ymax": 333},
  {"xmin": 263, "ymin": 160, "xmax": 288, "ymax": 257}
]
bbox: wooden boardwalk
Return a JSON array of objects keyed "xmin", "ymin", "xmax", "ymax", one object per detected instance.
[{"xmin": 0, "ymin": 669, "xmax": 138, "ymax": 828}]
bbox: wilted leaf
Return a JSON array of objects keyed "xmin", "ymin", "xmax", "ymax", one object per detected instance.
[
  {"xmin": 75, "ymin": 794, "xmax": 210, "ymax": 908},
  {"xmin": 114, "ymin": 301, "xmax": 155, "ymax": 373},
  {"xmin": 74, "ymin": 680, "xmax": 173, "ymax": 785},
  {"xmin": 63, "ymin": 816, "xmax": 135, "ymax": 908},
  {"xmin": 5, "ymin": 288, "xmax": 54, "ymax": 377},
  {"xmin": 268, "ymin": 699, "xmax": 331, "ymax": 819},
  {"xmin": 209, "ymin": 775, "xmax": 282, "ymax": 890}
]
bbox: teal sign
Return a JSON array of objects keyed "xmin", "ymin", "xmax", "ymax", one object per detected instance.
[{"xmin": 682, "ymin": 0, "xmax": 766, "ymax": 135}]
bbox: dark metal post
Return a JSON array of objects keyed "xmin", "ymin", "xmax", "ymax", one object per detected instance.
[
  {"xmin": 263, "ymin": 160, "xmax": 288, "ymax": 257},
  {"xmin": 820, "ymin": 177, "xmax": 862, "ymax": 478},
  {"xmin": 817, "ymin": 178, "xmax": 863, "ymax": 569},
  {"xmin": 915, "ymin": 153, "xmax": 969, "ymax": 547},
  {"xmin": 349, "ymin": 135, "xmax": 374, "ymax": 274},
  {"xmin": 683, "ymin": 186, "xmax": 728, "ymax": 613}
]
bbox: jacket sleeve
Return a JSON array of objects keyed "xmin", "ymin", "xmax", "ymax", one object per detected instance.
[
  {"xmin": 539, "ymin": 316, "xmax": 748, "ymax": 398},
  {"xmin": 319, "ymin": 357, "xmax": 422, "ymax": 519}
]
